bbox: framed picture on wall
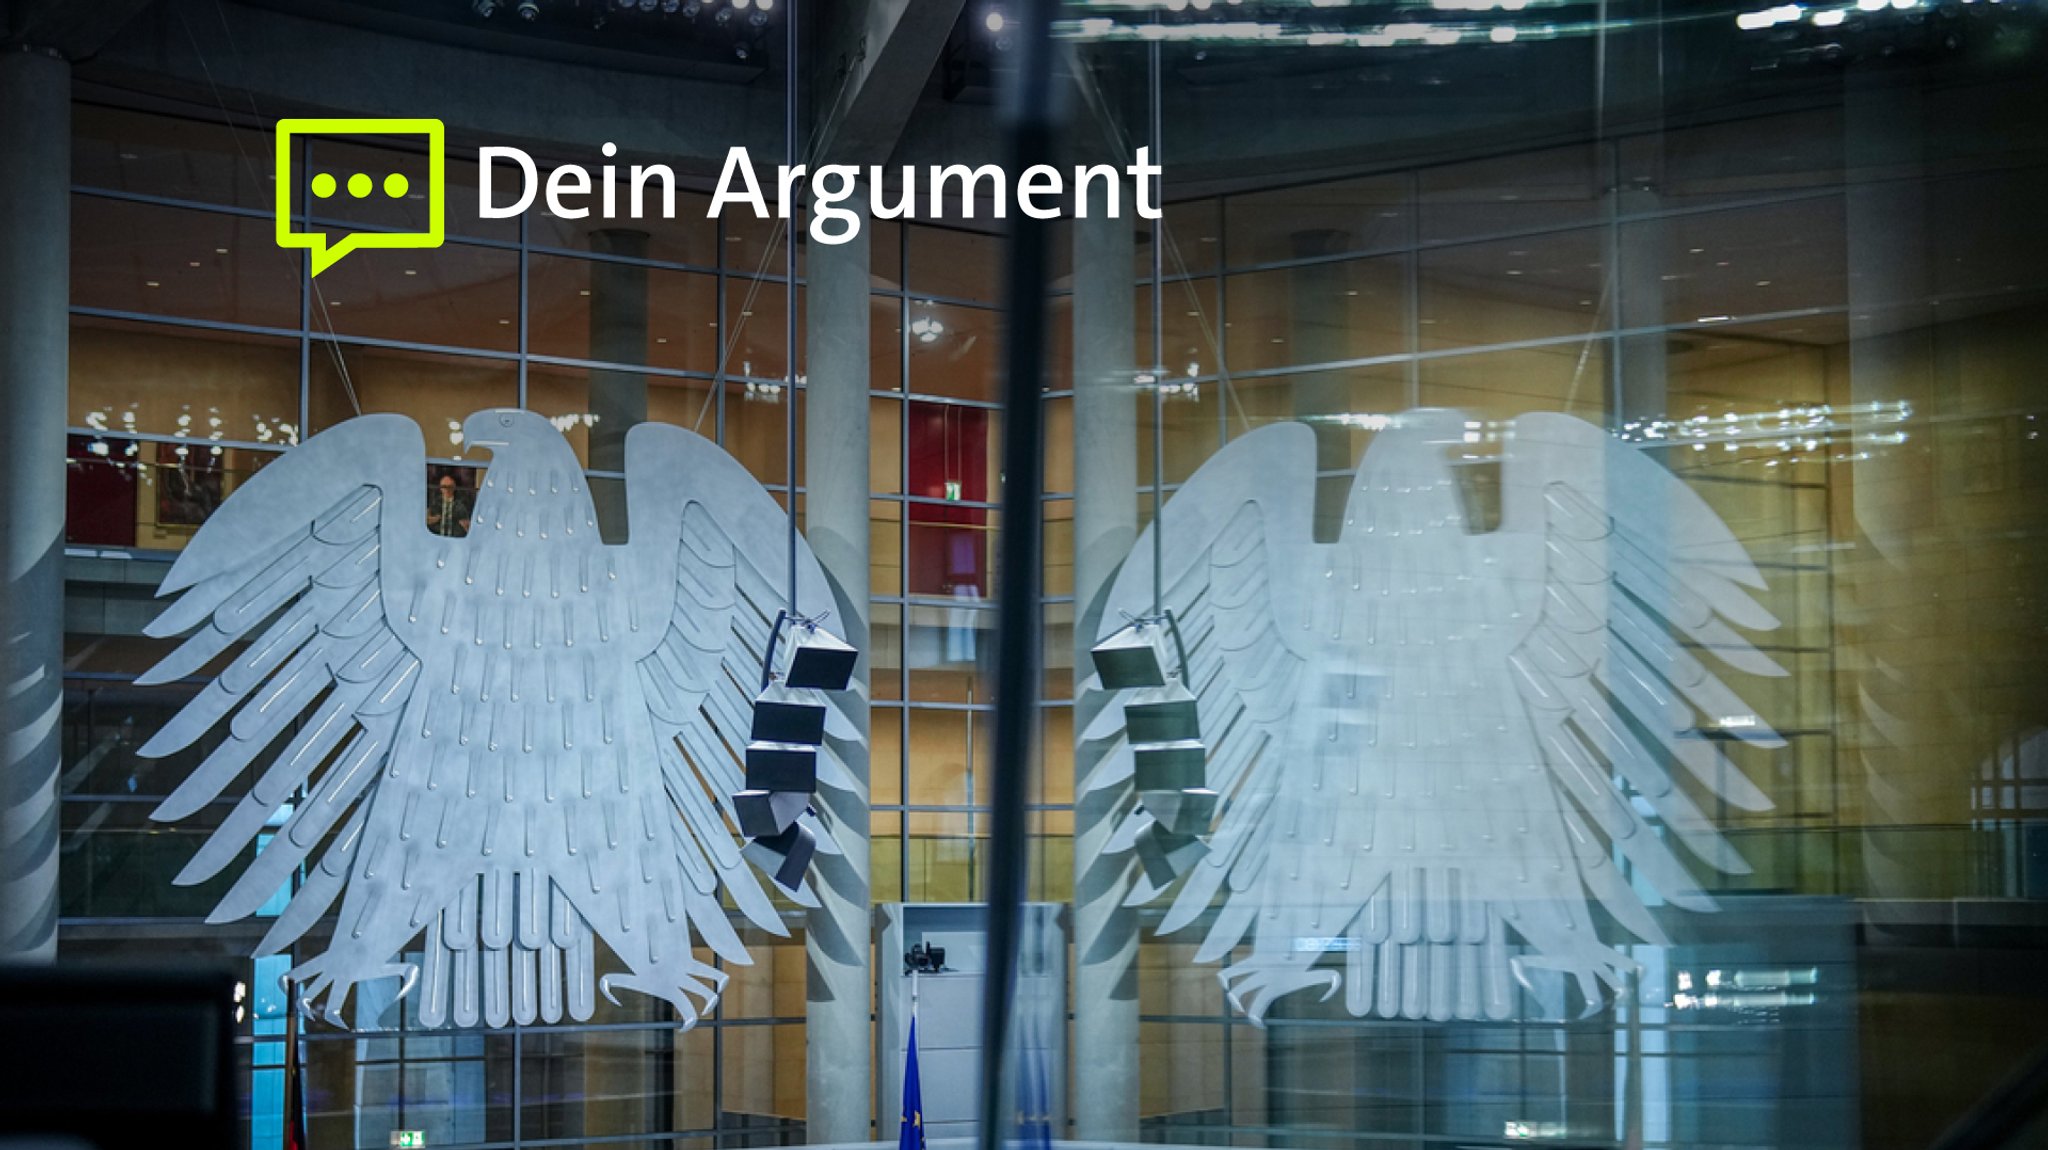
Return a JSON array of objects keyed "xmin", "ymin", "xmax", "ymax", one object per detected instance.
[{"xmin": 155, "ymin": 442, "xmax": 224, "ymax": 530}]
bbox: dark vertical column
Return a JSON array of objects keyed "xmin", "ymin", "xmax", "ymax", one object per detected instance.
[
  {"xmin": 1071, "ymin": 178, "xmax": 1140, "ymax": 1141},
  {"xmin": 0, "ymin": 48, "xmax": 69, "ymax": 961},
  {"xmin": 803, "ymin": 188, "xmax": 873, "ymax": 1144},
  {"xmin": 587, "ymin": 228, "xmax": 648, "ymax": 540}
]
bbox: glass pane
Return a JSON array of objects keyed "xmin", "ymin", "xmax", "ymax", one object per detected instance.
[
  {"xmin": 308, "ymin": 344, "xmax": 517, "ymax": 440},
  {"xmin": 1223, "ymin": 362, "xmax": 1410, "ymax": 442},
  {"xmin": 905, "ymin": 707, "xmax": 974, "ymax": 808},
  {"xmin": 73, "ymin": 107, "xmax": 276, "ymax": 210},
  {"xmin": 872, "ymin": 294, "xmax": 905, "ymax": 393},
  {"xmin": 870, "ymin": 600, "xmax": 904, "ymax": 704},
  {"xmin": 1044, "ymin": 396, "xmax": 1074, "ymax": 494},
  {"xmin": 1418, "ymin": 228, "xmax": 1608, "ymax": 351},
  {"xmin": 908, "ymin": 224, "xmax": 1000, "ymax": 303},
  {"xmin": 1141, "ymin": 277, "xmax": 1224, "ymax": 378},
  {"xmin": 906, "ymin": 400, "xmax": 997, "ymax": 510},
  {"xmin": 1043, "ymin": 500, "xmax": 1074, "ymax": 600},
  {"xmin": 1644, "ymin": 196, "xmax": 1847, "ymax": 326},
  {"xmin": 871, "ymin": 219, "xmax": 905, "ymax": 289},
  {"xmin": 72, "ymin": 197, "xmax": 300, "ymax": 329},
  {"xmin": 526, "ymin": 363, "xmax": 717, "ymax": 469},
  {"xmin": 906, "ymin": 303, "xmax": 999, "ymax": 401},
  {"xmin": 723, "ymin": 382, "xmax": 796, "ymax": 488},
  {"xmin": 1041, "ymin": 593, "xmax": 1074, "ymax": 700},
  {"xmin": 65, "ymin": 438, "xmax": 279, "ymax": 552},
  {"xmin": 872, "ymin": 704, "xmax": 905, "ymax": 805},
  {"xmin": 1630, "ymin": 107, "xmax": 1845, "ymax": 209},
  {"xmin": 1418, "ymin": 345, "xmax": 1608, "ymax": 423},
  {"xmin": 530, "ymin": 186, "xmax": 718, "ymax": 266},
  {"xmin": 871, "ymin": 808, "xmax": 904, "ymax": 902},
  {"xmin": 726, "ymin": 211, "xmax": 793, "ymax": 283},
  {"xmin": 70, "ymin": 317, "xmax": 300, "ymax": 443},
  {"xmin": 906, "ymin": 517, "xmax": 995, "ymax": 601},
  {"xmin": 1226, "ymin": 175, "xmax": 1411, "ymax": 268},
  {"xmin": 905, "ymin": 832, "xmax": 981, "ymax": 903},
  {"xmin": 719, "ymin": 1022, "xmax": 804, "ymax": 1124},
  {"xmin": 529, "ymin": 253, "xmax": 720, "ymax": 373},
  {"xmin": 906, "ymin": 600, "xmax": 992, "ymax": 704},
  {"xmin": 724, "ymin": 279, "xmax": 801, "ymax": 381},
  {"xmin": 1420, "ymin": 144, "xmax": 1605, "ymax": 242},
  {"xmin": 521, "ymin": 1028, "xmax": 700, "ymax": 1140},
  {"xmin": 1225, "ymin": 256, "xmax": 1407, "ymax": 374},
  {"xmin": 871, "ymin": 498, "xmax": 904, "ymax": 598},
  {"xmin": 314, "ymin": 242, "xmax": 522, "ymax": 353},
  {"xmin": 347, "ymin": 1031, "xmax": 513, "ymax": 1148}
]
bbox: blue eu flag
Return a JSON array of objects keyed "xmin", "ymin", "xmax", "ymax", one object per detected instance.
[{"xmin": 900, "ymin": 1016, "xmax": 926, "ymax": 1150}]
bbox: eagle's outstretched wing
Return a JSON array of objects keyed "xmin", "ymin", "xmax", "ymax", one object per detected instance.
[
  {"xmin": 1079, "ymin": 421, "xmax": 1315, "ymax": 934},
  {"xmin": 137, "ymin": 415, "xmax": 428, "ymax": 986},
  {"xmin": 1089, "ymin": 412, "xmax": 1783, "ymax": 1023},
  {"xmin": 623, "ymin": 422, "xmax": 861, "ymax": 921},
  {"xmin": 1488, "ymin": 412, "xmax": 1781, "ymax": 978}
]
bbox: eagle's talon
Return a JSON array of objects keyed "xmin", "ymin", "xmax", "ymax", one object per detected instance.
[{"xmin": 1219, "ymin": 961, "xmax": 1343, "ymax": 1025}]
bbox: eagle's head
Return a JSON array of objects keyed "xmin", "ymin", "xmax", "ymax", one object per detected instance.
[
  {"xmin": 459, "ymin": 408, "xmax": 594, "ymax": 537},
  {"xmin": 462, "ymin": 408, "xmax": 569, "ymax": 459}
]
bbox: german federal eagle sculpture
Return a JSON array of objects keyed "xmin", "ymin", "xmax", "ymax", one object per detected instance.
[
  {"xmin": 1083, "ymin": 410, "xmax": 1783, "ymax": 1023},
  {"xmin": 137, "ymin": 409, "xmax": 861, "ymax": 1029}
]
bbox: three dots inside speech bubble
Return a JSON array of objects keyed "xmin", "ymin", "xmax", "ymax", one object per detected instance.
[{"xmin": 311, "ymin": 172, "xmax": 411, "ymax": 200}]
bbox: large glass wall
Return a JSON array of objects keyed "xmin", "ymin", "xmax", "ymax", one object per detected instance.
[
  {"xmin": 1075, "ymin": 4, "xmax": 2048, "ymax": 1148},
  {"xmin": 63, "ymin": 96, "xmax": 821, "ymax": 1148},
  {"xmin": 45, "ymin": 2, "xmax": 2048, "ymax": 1150}
]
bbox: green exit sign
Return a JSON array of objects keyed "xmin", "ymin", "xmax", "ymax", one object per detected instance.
[{"xmin": 392, "ymin": 1134, "xmax": 425, "ymax": 1149}]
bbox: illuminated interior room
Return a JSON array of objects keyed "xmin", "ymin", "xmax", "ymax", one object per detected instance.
[{"xmin": 4, "ymin": 0, "xmax": 2046, "ymax": 1148}]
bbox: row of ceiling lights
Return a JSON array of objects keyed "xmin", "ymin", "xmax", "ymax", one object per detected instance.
[{"xmin": 473, "ymin": 0, "xmax": 777, "ymax": 18}]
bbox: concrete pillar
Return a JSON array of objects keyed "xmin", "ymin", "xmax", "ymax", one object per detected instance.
[
  {"xmin": 0, "ymin": 47, "xmax": 69, "ymax": 961},
  {"xmin": 1070, "ymin": 179, "xmax": 1139, "ymax": 1141},
  {"xmin": 802, "ymin": 189, "xmax": 874, "ymax": 1143},
  {"xmin": 587, "ymin": 228, "xmax": 649, "ymax": 541}
]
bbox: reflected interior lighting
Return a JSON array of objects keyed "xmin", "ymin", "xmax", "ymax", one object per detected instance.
[
  {"xmin": 1672, "ymin": 967, "xmax": 1822, "ymax": 1010},
  {"xmin": 1615, "ymin": 401, "xmax": 1911, "ymax": 447},
  {"xmin": 1302, "ymin": 411, "xmax": 1394, "ymax": 431}
]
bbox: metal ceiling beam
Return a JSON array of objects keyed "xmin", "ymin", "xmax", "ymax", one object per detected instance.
[
  {"xmin": 5, "ymin": 0, "xmax": 156, "ymax": 58},
  {"xmin": 812, "ymin": 0, "xmax": 968, "ymax": 165}
]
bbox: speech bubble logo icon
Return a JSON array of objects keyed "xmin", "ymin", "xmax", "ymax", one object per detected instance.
[{"xmin": 275, "ymin": 118, "xmax": 445, "ymax": 276}]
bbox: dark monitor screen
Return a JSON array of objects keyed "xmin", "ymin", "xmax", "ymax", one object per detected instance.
[{"xmin": 0, "ymin": 964, "xmax": 239, "ymax": 1149}]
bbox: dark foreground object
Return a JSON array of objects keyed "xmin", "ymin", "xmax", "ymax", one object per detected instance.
[{"xmin": 0, "ymin": 963, "xmax": 239, "ymax": 1149}]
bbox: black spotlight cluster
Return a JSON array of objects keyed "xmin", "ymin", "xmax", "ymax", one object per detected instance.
[
  {"xmin": 736, "ymin": 612, "xmax": 857, "ymax": 890},
  {"xmin": 1093, "ymin": 613, "xmax": 1215, "ymax": 886}
]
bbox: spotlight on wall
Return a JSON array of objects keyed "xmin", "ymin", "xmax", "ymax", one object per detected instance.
[
  {"xmin": 473, "ymin": 0, "xmax": 500, "ymax": 15},
  {"xmin": 517, "ymin": 0, "xmax": 540, "ymax": 17},
  {"xmin": 1093, "ymin": 612, "xmax": 1216, "ymax": 886},
  {"xmin": 733, "ymin": 612, "xmax": 856, "ymax": 891}
]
